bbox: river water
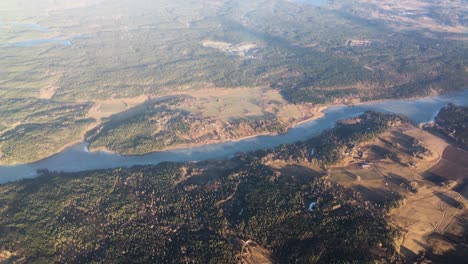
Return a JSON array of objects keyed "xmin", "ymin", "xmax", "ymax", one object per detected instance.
[
  {"xmin": 0, "ymin": 23, "xmax": 73, "ymax": 47},
  {"xmin": 0, "ymin": 90, "xmax": 467, "ymax": 183},
  {"xmin": 297, "ymin": 0, "xmax": 328, "ymax": 6}
]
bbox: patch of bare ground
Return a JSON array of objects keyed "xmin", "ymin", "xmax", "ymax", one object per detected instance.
[
  {"xmin": 391, "ymin": 185, "xmax": 466, "ymax": 261},
  {"xmin": 423, "ymin": 146, "xmax": 468, "ymax": 185},
  {"xmin": 201, "ymin": 40, "xmax": 260, "ymax": 57},
  {"xmin": 328, "ymin": 123, "xmax": 467, "ymax": 261},
  {"xmin": 240, "ymin": 240, "xmax": 273, "ymax": 264},
  {"xmin": 38, "ymin": 85, "xmax": 59, "ymax": 99},
  {"xmin": 177, "ymin": 87, "xmax": 322, "ymax": 124},
  {"xmin": 0, "ymin": 249, "xmax": 19, "ymax": 263},
  {"xmin": 87, "ymin": 95, "xmax": 149, "ymax": 120}
]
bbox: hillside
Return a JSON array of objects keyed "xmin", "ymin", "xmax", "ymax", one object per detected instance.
[{"xmin": 0, "ymin": 112, "xmax": 404, "ymax": 263}]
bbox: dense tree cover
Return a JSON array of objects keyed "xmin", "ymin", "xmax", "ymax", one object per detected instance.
[
  {"xmin": 0, "ymin": 113, "xmax": 407, "ymax": 263},
  {"xmin": 0, "ymin": 162, "xmax": 399, "ymax": 263},
  {"xmin": 432, "ymin": 104, "xmax": 468, "ymax": 148},
  {"xmin": 262, "ymin": 111, "xmax": 406, "ymax": 166}
]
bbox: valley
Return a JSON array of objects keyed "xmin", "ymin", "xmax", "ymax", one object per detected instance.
[
  {"xmin": 1, "ymin": 107, "xmax": 467, "ymax": 263},
  {"xmin": 0, "ymin": 0, "xmax": 467, "ymax": 165},
  {"xmin": 0, "ymin": 1, "xmax": 466, "ymax": 262}
]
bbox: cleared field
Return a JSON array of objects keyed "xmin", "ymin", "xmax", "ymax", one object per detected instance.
[
  {"xmin": 87, "ymin": 95, "xmax": 149, "ymax": 120},
  {"xmin": 423, "ymin": 146, "xmax": 468, "ymax": 184},
  {"xmin": 240, "ymin": 240, "xmax": 273, "ymax": 264},
  {"xmin": 392, "ymin": 185, "xmax": 466, "ymax": 260},
  {"xmin": 328, "ymin": 123, "xmax": 467, "ymax": 261},
  {"xmin": 330, "ymin": 123, "xmax": 447, "ymax": 184},
  {"xmin": 177, "ymin": 87, "xmax": 319, "ymax": 122}
]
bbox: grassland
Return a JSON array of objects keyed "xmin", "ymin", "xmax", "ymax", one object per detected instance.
[{"xmin": 0, "ymin": 120, "xmax": 95, "ymax": 164}]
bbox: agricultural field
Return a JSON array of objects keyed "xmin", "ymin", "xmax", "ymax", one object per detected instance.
[{"xmin": 327, "ymin": 119, "xmax": 467, "ymax": 262}]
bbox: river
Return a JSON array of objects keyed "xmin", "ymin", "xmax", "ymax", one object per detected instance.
[
  {"xmin": 0, "ymin": 90, "xmax": 467, "ymax": 183},
  {"xmin": 0, "ymin": 23, "xmax": 74, "ymax": 47},
  {"xmin": 295, "ymin": 0, "xmax": 328, "ymax": 6}
]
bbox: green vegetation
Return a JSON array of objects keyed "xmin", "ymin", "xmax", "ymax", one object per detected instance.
[
  {"xmin": 312, "ymin": 112, "xmax": 406, "ymax": 165},
  {"xmin": 1, "ymin": 0, "xmax": 466, "ymax": 103},
  {"xmin": 0, "ymin": 98, "xmax": 90, "ymax": 126},
  {"xmin": 0, "ymin": 119, "xmax": 94, "ymax": 164}
]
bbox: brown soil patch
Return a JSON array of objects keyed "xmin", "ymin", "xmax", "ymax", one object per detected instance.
[
  {"xmin": 391, "ymin": 186, "xmax": 466, "ymax": 260},
  {"xmin": 240, "ymin": 240, "xmax": 272, "ymax": 264},
  {"xmin": 39, "ymin": 85, "xmax": 59, "ymax": 99},
  {"xmin": 423, "ymin": 146, "xmax": 468, "ymax": 184},
  {"xmin": 0, "ymin": 249, "xmax": 17, "ymax": 263}
]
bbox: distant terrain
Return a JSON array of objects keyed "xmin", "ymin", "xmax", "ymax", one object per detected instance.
[
  {"xmin": 1, "ymin": 109, "xmax": 467, "ymax": 263},
  {"xmin": 0, "ymin": 0, "xmax": 467, "ymax": 164}
]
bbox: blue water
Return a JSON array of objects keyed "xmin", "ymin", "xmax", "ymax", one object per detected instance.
[
  {"xmin": 0, "ymin": 23, "xmax": 72, "ymax": 47},
  {"xmin": 297, "ymin": 0, "xmax": 328, "ymax": 6},
  {"xmin": 0, "ymin": 90, "xmax": 467, "ymax": 183},
  {"xmin": 2, "ymin": 38, "xmax": 72, "ymax": 47}
]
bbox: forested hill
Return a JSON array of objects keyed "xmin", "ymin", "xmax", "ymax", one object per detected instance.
[
  {"xmin": 0, "ymin": 112, "xmax": 404, "ymax": 263},
  {"xmin": 431, "ymin": 104, "xmax": 468, "ymax": 149}
]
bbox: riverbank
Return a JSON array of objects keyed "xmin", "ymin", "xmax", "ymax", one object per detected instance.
[
  {"xmin": 0, "ymin": 108, "xmax": 323, "ymax": 166},
  {"xmin": 79, "ymin": 91, "xmax": 441, "ymax": 158},
  {"xmin": 85, "ymin": 105, "xmax": 328, "ymax": 157},
  {"xmin": 0, "ymin": 89, "xmax": 466, "ymax": 180}
]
